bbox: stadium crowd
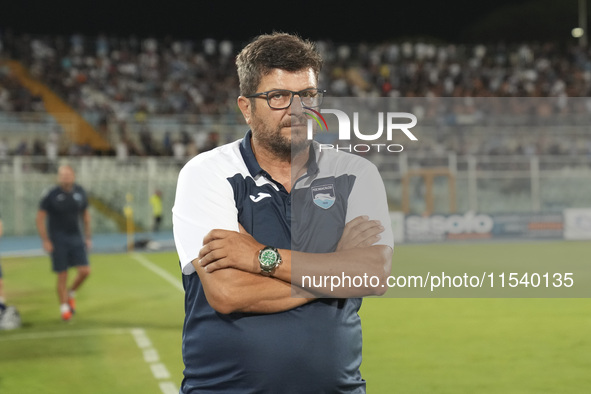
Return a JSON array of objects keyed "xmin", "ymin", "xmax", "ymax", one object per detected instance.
[{"xmin": 1, "ymin": 32, "xmax": 591, "ymax": 158}]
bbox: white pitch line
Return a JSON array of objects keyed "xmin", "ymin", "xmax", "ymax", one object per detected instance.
[
  {"xmin": 0, "ymin": 328, "xmax": 128, "ymax": 341},
  {"xmin": 131, "ymin": 252, "xmax": 184, "ymax": 293},
  {"xmin": 128, "ymin": 253, "xmax": 183, "ymax": 394},
  {"xmin": 143, "ymin": 348, "xmax": 160, "ymax": 363},
  {"xmin": 159, "ymin": 382, "xmax": 179, "ymax": 394},
  {"xmin": 0, "ymin": 248, "xmax": 45, "ymax": 258},
  {"xmin": 151, "ymin": 363, "xmax": 172, "ymax": 379},
  {"xmin": 1, "ymin": 327, "xmax": 178, "ymax": 394},
  {"xmin": 130, "ymin": 328, "xmax": 178, "ymax": 394},
  {"xmin": 131, "ymin": 327, "xmax": 153, "ymax": 348}
]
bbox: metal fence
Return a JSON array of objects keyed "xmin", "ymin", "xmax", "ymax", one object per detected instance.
[
  {"xmin": 0, "ymin": 156, "xmax": 182, "ymax": 236},
  {"xmin": 1, "ymin": 153, "xmax": 590, "ymax": 236},
  {"xmin": 381, "ymin": 153, "xmax": 591, "ymax": 216},
  {"xmin": 2, "ymin": 98, "xmax": 591, "ymax": 236}
]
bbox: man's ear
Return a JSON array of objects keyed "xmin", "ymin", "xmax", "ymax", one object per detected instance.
[{"xmin": 237, "ymin": 96, "xmax": 252, "ymax": 124}]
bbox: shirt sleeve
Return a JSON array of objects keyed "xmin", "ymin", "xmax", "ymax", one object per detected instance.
[
  {"xmin": 345, "ymin": 159, "xmax": 394, "ymax": 249},
  {"xmin": 79, "ymin": 186, "xmax": 89, "ymax": 211},
  {"xmin": 172, "ymin": 155, "xmax": 239, "ymax": 275}
]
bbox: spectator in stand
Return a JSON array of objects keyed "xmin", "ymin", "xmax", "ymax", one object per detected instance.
[
  {"xmin": 4, "ymin": 33, "xmax": 591, "ymax": 158},
  {"xmin": 200, "ymin": 131, "xmax": 220, "ymax": 153},
  {"xmin": 172, "ymin": 137, "xmax": 187, "ymax": 165}
]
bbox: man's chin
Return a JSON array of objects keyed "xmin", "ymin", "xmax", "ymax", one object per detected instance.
[{"xmin": 291, "ymin": 138, "xmax": 311, "ymax": 156}]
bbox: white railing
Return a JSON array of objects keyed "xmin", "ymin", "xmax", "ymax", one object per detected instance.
[{"xmin": 1, "ymin": 154, "xmax": 590, "ymax": 236}]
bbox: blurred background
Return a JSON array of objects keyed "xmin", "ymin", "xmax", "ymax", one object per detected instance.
[
  {"xmin": 1, "ymin": 2, "xmax": 590, "ymax": 394},
  {"xmin": 0, "ymin": 0, "xmax": 590, "ymax": 243}
]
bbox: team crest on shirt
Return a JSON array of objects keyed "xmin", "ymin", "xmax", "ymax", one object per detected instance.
[{"xmin": 311, "ymin": 184, "xmax": 336, "ymax": 209}]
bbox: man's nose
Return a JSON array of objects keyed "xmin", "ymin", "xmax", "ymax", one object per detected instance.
[{"xmin": 289, "ymin": 95, "xmax": 304, "ymax": 115}]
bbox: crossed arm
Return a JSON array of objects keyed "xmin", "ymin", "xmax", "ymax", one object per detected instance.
[{"xmin": 194, "ymin": 216, "xmax": 392, "ymax": 314}]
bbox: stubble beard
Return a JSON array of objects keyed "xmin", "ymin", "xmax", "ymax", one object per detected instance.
[{"xmin": 251, "ymin": 113, "xmax": 310, "ymax": 162}]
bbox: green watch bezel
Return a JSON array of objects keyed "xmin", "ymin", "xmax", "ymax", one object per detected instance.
[{"xmin": 258, "ymin": 246, "xmax": 282, "ymax": 275}]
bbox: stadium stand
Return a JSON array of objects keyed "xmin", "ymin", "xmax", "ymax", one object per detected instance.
[
  {"xmin": 2, "ymin": 33, "xmax": 591, "ymax": 157},
  {"xmin": 1, "ymin": 33, "xmax": 590, "ymax": 236}
]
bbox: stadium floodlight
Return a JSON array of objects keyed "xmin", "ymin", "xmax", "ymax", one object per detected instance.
[{"xmin": 572, "ymin": 27, "xmax": 585, "ymax": 38}]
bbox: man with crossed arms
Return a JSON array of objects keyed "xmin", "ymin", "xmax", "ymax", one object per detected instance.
[{"xmin": 173, "ymin": 32, "xmax": 393, "ymax": 393}]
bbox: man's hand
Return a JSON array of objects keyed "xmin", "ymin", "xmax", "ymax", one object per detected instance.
[
  {"xmin": 193, "ymin": 225, "xmax": 315, "ymax": 314},
  {"xmin": 199, "ymin": 216, "xmax": 385, "ymax": 275},
  {"xmin": 198, "ymin": 227, "xmax": 263, "ymax": 274},
  {"xmin": 336, "ymin": 215, "xmax": 384, "ymax": 251},
  {"xmin": 42, "ymin": 239, "xmax": 54, "ymax": 253}
]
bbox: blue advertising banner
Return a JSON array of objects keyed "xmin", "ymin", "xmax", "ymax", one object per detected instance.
[{"xmin": 404, "ymin": 212, "xmax": 563, "ymax": 243}]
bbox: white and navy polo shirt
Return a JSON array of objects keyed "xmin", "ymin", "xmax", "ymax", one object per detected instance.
[{"xmin": 173, "ymin": 130, "xmax": 393, "ymax": 393}]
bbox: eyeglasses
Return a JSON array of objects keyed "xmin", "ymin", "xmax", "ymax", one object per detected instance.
[{"xmin": 245, "ymin": 88, "xmax": 326, "ymax": 109}]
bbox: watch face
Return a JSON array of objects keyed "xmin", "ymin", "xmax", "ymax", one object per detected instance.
[{"xmin": 259, "ymin": 249, "xmax": 278, "ymax": 268}]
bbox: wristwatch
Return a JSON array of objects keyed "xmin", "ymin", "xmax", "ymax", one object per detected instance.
[{"xmin": 258, "ymin": 246, "xmax": 282, "ymax": 276}]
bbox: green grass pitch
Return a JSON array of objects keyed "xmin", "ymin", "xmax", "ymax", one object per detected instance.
[{"xmin": 1, "ymin": 241, "xmax": 590, "ymax": 393}]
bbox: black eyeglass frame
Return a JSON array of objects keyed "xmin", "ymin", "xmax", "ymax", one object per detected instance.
[{"xmin": 244, "ymin": 88, "xmax": 326, "ymax": 109}]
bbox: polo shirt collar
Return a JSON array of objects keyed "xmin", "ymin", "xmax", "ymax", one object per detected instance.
[{"xmin": 239, "ymin": 130, "xmax": 264, "ymax": 177}]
